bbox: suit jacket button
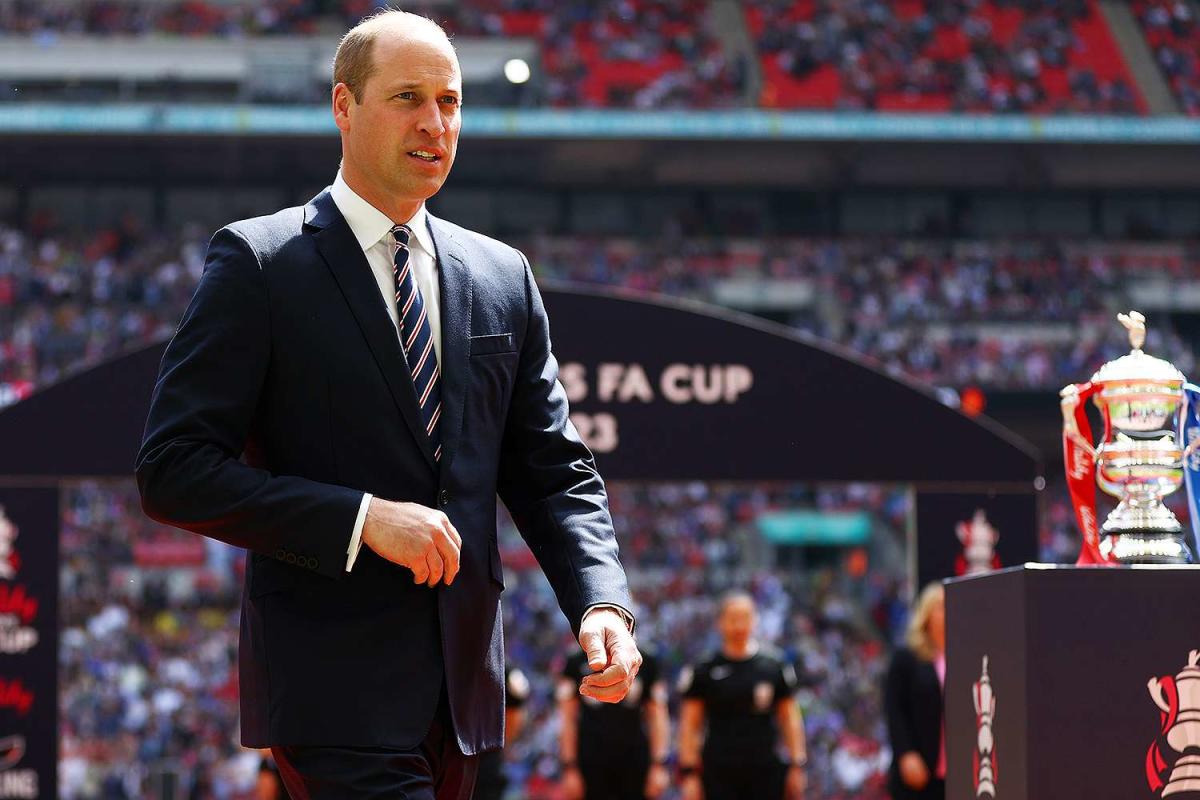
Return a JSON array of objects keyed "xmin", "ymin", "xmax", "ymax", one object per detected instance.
[
  {"xmin": 285, "ymin": 553, "xmax": 298, "ymax": 565},
  {"xmin": 307, "ymin": 557, "xmax": 319, "ymax": 570},
  {"xmin": 438, "ymin": 489, "xmax": 451, "ymax": 507},
  {"xmin": 274, "ymin": 549, "xmax": 286, "ymax": 561}
]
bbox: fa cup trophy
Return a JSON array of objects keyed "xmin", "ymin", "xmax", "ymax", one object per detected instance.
[{"xmin": 1060, "ymin": 311, "xmax": 1194, "ymax": 564}]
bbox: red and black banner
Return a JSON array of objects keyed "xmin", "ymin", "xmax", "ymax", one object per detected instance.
[{"xmin": 0, "ymin": 488, "xmax": 57, "ymax": 799}]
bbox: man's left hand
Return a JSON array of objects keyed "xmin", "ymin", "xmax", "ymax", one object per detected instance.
[
  {"xmin": 785, "ymin": 765, "xmax": 806, "ymax": 800},
  {"xmin": 577, "ymin": 608, "xmax": 641, "ymax": 703}
]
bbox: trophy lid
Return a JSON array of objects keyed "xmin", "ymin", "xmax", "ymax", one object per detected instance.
[{"xmin": 1090, "ymin": 311, "xmax": 1185, "ymax": 385}]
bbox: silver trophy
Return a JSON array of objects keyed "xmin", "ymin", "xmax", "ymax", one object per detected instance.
[{"xmin": 1060, "ymin": 312, "xmax": 1192, "ymax": 564}]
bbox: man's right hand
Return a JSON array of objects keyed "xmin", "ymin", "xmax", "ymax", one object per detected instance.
[
  {"xmin": 899, "ymin": 751, "xmax": 930, "ymax": 790},
  {"xmin": 361, "ymin": 498, "xmax": 461, "ymax": 587},
  {"xmin": 560, "ymin": 766, "xmax": 584, "ymax": 800}
]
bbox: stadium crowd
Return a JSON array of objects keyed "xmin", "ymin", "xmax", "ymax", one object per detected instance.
[
  {"xmin": 1134, "ymin": 0, "xmax": 1200, "ymax": 115},
  {"xmin": 427, "ymin": 0, "xmax": 748, "ymax": 109},
  {"xmin": 749, "ymin": 0, "xmax": 1141, "ymax": 113},
  {"xmin": 60, "ymin": 482, "xmax": 250, "ymax": 798},
  {"xmin": 0, "ymin": 0, "xmax": 335, "ymax": 36},
  {"xmin": 0, "ymin": 0, "xmax": 1166, "ymax": 114},
  {"xmin": 3, "ymin": 220, "xmax": 1195, "ymax": 397},
  {"xmin": 58, "ymin": 479, "xmax": 911, "ymax": 799}
]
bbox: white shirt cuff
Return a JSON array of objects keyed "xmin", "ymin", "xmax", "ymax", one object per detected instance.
[
  {"xmin": 346, "ymin": 492, "xmax": 372, "ymax": 572},
  {"xmin": 583, "ymin": 603, "xmax": 636, "ymax": 634}
]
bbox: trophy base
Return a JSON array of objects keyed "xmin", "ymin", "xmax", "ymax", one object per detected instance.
[
  {"xmin": 1101, "ymin": 498, "xmax": 1193, "ymax": 564},
  {"xmin": 1100, "ymin": 532, "xmax": 1193, "ymax": 564}
]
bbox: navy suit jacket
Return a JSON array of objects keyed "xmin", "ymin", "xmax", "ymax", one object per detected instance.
[{"xmin": 135, "ymin": 188, "xmax": 632, "ymax": 753}]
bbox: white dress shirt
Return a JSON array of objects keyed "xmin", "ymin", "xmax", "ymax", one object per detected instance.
[{"xmin": 331, "ymin": 171, "xmax": 441, "ymax": 572}]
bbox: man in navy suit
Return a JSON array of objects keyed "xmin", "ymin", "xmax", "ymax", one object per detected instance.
[{"xmin": 135, "ymin": 10, "xmax": 639, "ymax": 799}]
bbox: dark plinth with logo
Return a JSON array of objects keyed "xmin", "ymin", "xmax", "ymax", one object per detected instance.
[{"xmin": 945, "ymin": 564, "xmax": 1200, "ymax": 800}]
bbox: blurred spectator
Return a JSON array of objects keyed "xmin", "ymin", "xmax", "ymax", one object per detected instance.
[{"xmin": 883, "ymin": 582, "xmax": 946, "ymax": 800}]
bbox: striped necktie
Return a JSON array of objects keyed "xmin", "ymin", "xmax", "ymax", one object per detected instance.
[{"xmin": 391, "ymin": 224, "xmax": 442, "ymax": 462}]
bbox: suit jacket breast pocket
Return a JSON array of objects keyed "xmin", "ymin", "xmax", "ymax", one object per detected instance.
[
  {"xmin": 469, "ymin": 333, "xmax": 515, "ymax": 356},
  {"xmin": 468, "ymin": 333, "xmax": 517, "ymax": 431}
]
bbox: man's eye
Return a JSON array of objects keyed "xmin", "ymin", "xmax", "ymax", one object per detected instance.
[
  {"xmin": 441, "ymin": 96, "xmax": 460, "ymax": 106},
  {"xmin": 395, "ymin": 92, "xmax": 415, "ymax": 100}
]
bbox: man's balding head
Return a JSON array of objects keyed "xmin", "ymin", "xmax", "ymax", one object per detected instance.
[
  {"xmin": 333, "ymin": 10, "xmax": 453, "ymax": 104},
  {"xmin": 330, "ymin": 8, "xmax": 463, "ymax": 222}
]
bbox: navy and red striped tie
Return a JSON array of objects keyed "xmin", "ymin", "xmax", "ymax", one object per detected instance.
[{"xmin": 392, "ymin": 225, "xmax": 442, "ymax": 462}]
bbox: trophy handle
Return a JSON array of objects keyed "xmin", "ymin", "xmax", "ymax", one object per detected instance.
[
  {"xmin": 1060, "ymin": 384, "xmax": 1098, "ymax": 457},
  {"xmin": 1148, "ymin": 677, "xmax": 1173, "ymax": 715},
  {"xmin": 1061, "ymin": 382, "xmax": 1109, "ymax": 564},
  {"xmin": 1063, "ymin": 429, "xmax": 1097, "ymax": 457}
]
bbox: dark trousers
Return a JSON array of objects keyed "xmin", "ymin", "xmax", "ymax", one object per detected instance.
[
  {"xmin": 580, "ymin": 757, "xmax": 648, "ymax": 800},
  {"xmin": 472, "ymin": 750, "xmax": 506, "ymax": 800},
  {"xmin": 702, "ymin": 762, "xmax": 785, "ymax": 800},
  {"xmin": 272, "ymin": 693, "xmax": 478, "ymax": 800}
]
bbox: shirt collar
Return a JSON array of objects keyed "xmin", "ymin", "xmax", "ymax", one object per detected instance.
[{"xmin": 330, "ymin": 170, "xmax": 435, "ymax": 259}]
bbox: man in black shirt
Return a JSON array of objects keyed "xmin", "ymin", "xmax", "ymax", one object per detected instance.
[
  {"xmin": 558, "ymin": 646, "xmax": 670, "ymax": 799},
  {"xmin": 474, "ymin": 666, "xmax": 530, "ymax": 800},
  {"xmin": 678, "ymin": 592, "xmax": 807, "ymax": 800}
]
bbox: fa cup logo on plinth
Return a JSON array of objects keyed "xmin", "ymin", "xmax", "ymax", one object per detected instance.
[
  {"xmin": 973, "ymin": 655, "xmax": 996, "ymax": 798},
  {"xmin": 1147, "ymin": 650, "xmax": 1200, "ymax": 797},
  {"xmin": 955, "ymin": 509, "xmax": 1001, "ymax": 577}
]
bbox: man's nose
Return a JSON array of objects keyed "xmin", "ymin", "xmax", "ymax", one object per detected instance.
[{"xmin": 415, "ymin": 98, "xmax": 445, "ymax": 137}]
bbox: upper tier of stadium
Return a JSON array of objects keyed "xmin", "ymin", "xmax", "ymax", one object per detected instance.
[{"xmin": 0, "ymin": 0, "xmax": 1196, "ymax": 115}]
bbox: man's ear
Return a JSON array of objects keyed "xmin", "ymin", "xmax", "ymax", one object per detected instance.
[{"xmin": 332, "ymin": 83, "xmax": 355, "ymax": 132}]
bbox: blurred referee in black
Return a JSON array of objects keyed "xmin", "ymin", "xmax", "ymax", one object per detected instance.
[
  {"xmin": 678, "ymin": 591, "xmax": 807, "ymax": 800},
  {"xmin": 474, "ymin": 665, "xmax": 531, "ymax": 800},
  {"xmin": 557, "ymin": 644, "xmax": 670, "ymax": 799}
]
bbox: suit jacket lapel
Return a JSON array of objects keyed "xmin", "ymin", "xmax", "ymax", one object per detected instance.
[
  {"xmin": 427, "ymin": 214, "xmax": 471, "ymax": 476},
  {"xmin": 305, "ymin": 190, "xmax": 439, "ymax": 473}
]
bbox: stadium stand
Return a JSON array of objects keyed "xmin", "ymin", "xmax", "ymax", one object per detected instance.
[
  {"xmin": 1133, "ymin": 0, "xmax": 1200, "ymax": 115},
  {"xmin": 2, "ymin": 219, "xmax": 1196, "ymax": 397},
  {"xmin": 748, "ymin": 0, "xmax": 1143, "ymax": 112},
  {"xmin": 0, "ymin": 0, "xmax": 1182, "ymax": 112}
]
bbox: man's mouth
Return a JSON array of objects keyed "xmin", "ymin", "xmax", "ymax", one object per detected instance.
[{"xmin": 408, "ymin": 150, "xmax": 441, "ymax": 162}]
